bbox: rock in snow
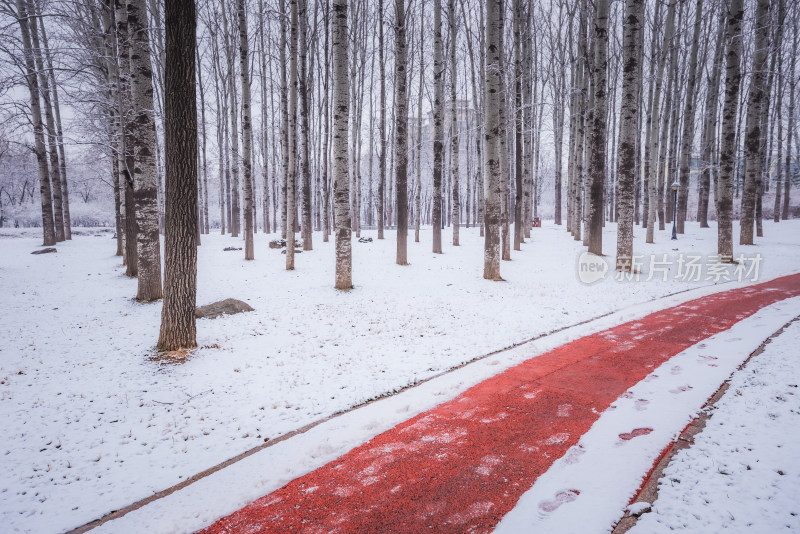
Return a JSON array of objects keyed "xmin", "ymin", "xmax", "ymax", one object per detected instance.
[
  {"xmin": 31, "ymin": 247, "xmax": 57, "ymax": 255},
  {"xmin": 269, "ymin": 238, "xmax": 303, "ymax": 249},
  {"xmin": 195, "ymin": 298, "xmax": 254, "ymax": 319}
]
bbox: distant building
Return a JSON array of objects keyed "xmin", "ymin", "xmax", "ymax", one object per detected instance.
[{"xmin": 411, "ymin": 100, "xmax": 476, "ymax": 149}]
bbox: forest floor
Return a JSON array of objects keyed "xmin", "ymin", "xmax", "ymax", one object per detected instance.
[{"xmin": 1, "ymin": 219, "xmax": 799, "ymax": 533}]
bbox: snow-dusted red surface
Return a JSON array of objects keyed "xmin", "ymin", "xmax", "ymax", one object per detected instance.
[{"xmin": 199, "ymin": 273, "xmax": 800, "ymax": 533}]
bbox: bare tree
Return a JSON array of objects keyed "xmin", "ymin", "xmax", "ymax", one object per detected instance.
[
  {"xmin": 449, "ymin": 0, "xmax": 460, "ymax": 246},
  {"xmin": 717, "ymin": 0, "xmax": 745, "ymax": 261},
  {"xmin": 333, "ymin": 0, "xmax": 351, "ymax": 288},
  {"xmin": 432, "ymin": 0, "xmax": 443, "ymax": 253},
  {"xmin": 740, "ymin": 0, "xmax": 771, "ymax": 245},
  {"xmin": 34, "ymin": 2, "xmax": 71, "ymax": 240},
  {"xmin": 697, "ymin": 6, "xmax": 725, "ymax": 227},
  {"xmin": 158, "ymin": 0, "xmax": 197, "ymax": 351},
  {"xmin": 286, "ymin": 0, "xmax": 299, "ymax": 269},
  {"xmin": 615, "ymin": 0, "xmax": 644, "ymax": 270},
  {"xmin": 783, "ymin": 10, "xmax": 797, "ymax": 220},
  {"xmin": 238, "ymin": 0, "xmax": 254, "ymax": 259},
  {"xmin": 587, "ymin": 0, "xmax": 609, "ymax": 255},
  {"xmin": 299, "ymin": 0, "xmax": 313, "ymax": 250},
  {"xmin": 645, "ymin": 0, "xmax": 676, "ymax": 244},
  {"xmin": 483, "ymin": 0, "xmax": 502, "ymax": 280},
  {"xmin": 512, "ymin": 0, "xmax": 522, "ymax": 251},
  {"xmin": 676, "ymin": 0, "xmax": 702, "ymax": 234},
  {"xmin": 13, "ymin": 0, "xmax": 55, "ymax": 246},
  {"xmin": 378, "ymin": 0, "xmax": 386, "ymax": 239},
  {"xmin": 115, "ymin": 0, "xmax": 139, "ymax": 275},
  {"xmin": 128, "ymin": 0, "xmax": 162, "ymax": 301},
  {"xmin": 27, "ymin": 0, "xmax": 65, "ymax": 242},
  {"xmin": 395, "ymin": 0, "xmax": 409, "ymax": 264},
  {"xmin": 414, "ymin": 0, "xmax": 424, "ymax": 243}
]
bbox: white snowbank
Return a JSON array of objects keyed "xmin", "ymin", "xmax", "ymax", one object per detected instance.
[{"xmin": 629, "ymin": 319, "xmax": 800, "ymax": 533}]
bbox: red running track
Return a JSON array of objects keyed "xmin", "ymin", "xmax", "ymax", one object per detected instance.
[{"xmin": 200, "ymin": 274, "xmax": 800, "ymax": 534}]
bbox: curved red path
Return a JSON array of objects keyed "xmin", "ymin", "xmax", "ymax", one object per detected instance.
[{"xmin": 200, "ymin": 274, "xmax": 800, "ymax": 534}]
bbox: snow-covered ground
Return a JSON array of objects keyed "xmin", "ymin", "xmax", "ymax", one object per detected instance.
[
  {"xmin": 1, "ymin": 220, "xmax": 798, "ymax": 533},
  {"xmin": 629, "ymin": 318, "xmax": 800, "ymax": 534}
]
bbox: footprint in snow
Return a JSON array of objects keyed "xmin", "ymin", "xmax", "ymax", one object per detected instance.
[
  {"xmin": 669, "ymin": 385, "xmax": 693, "ymax": 394},
  {"xmin": 538, "ymin": 489, "xmax": 580, "ymax": 513},
  {"xmin": 619, "ymin": 427, "xmax": 653, "ymax": 441},
  {"xmin": 635, "ymin": 398, "xmax": 650, "ymax": 411}
]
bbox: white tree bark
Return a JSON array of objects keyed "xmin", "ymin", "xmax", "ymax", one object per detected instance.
[
  {"xmin": 615, "ymin": 0, "xmax": 644, "ymax": 270},
  {"xmin": 332, "ymin": 0, "xmax": 351, "ymax": 288},
  {"xmin": 483, "ymin": 0, "xmax": 502, "ymax": 280},
  {"xmin": 237, "ymin": 0, "xmax": 254, "ymax": 260},
  {"xmin": 286, "ymin": 0, "xmax": 299, "ymax": 270},
  {"xmin": 128, "ymin": 0, "xmax": 162, "ymax": 301},
  {"xmin": 449, "ymin": 0, "xmax": 460, "ymax": 247},
  {"xmin": 717, "ymin": 0, "xmax": 745, "ymax": 261},
  {"xmin": 739, "ymin": 0, "xmax": 771, "ymax": 245}
]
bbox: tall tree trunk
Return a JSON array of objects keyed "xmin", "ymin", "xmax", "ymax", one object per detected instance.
[
  {"xmin": 100, "ymin": 0, "xmax": 124, "ymax": 256},
  {"xmin": 783, "ymin": 14, "xmax": 797, "ymax": 220},
  {"xmin": 641, "ymin": 0, "xmax": 662, "ymax": 229},
  {"xmin": 27, "ymin": 0, "xmax": 64, "ymax": 243},
  {"xmin": 572, "ymin": 4, "xmax": 587, "ymax": 242},
  {"xmin": 128, "ymin": 0, "xmax": 162, "ymax": 301},
  {"xmin": 158, "ymin": 0, "xmax": 197, "ymax": 351},
  {"xmin": 196, "ymin": 49, "xmax": 209, "ymax": 235},
  {"xmin": 449, "ymin": 0, "xmax": 460, "ymax": 246},
  {"xmin": 332, "ymin": 0, "xmax": 351, "ymax": 288},
  {"xmin": 286, "ymin": 0, "xmax": 299, "ymax": 269},
  {"xmin": 461, "ymin": 0, "xmax": 484, "ymax": 237},
  {"xmin": 377, "ymin": 0, "xmax": 386, "ymax": 239},
  {"xmin": 222, "ymin": 5, "xmax": 240, "ymax": 237},
  {"xmin": 660, "ymin": 0, "xmax": 682, "ymax": 229},
  {"xmin": 698, "ymin": 7, "xmax": 725, "ymax": 227},
  {"xmin": 521, "ymin": 6, "xmax": 532, "ymax": 239},
  {"xmin": 36, "ymin": 8, "xmax": 71, "ymax": 240},
  {"xmin": 616, "ymin": 0, "xmax": 644, "ymax": 270},
  {"xmin": 395, "ymin": 0, "xmax": 409, "ymax": 264},
  {"xmin": 280, "ymin": 0, "xmax": 289, "ymax": 238},
  {"xmin": 499, "ymin": 6, "xmax": 510, "ymax": 261},
  {"xmin": 677, "ymin": 0, "xmax": 703, "ymax": 234},
  {"xmin": 645, "ymin": 0, "xmax": 677, "ymax": 243},
  {"xmin": 717, "ymin": 0, "xmax": 745, "ymax": 261},
  {"xmin": 237, "ymin": 0, "xmax": 255, "ymax": 259},
  {"xmin": 587, "ymin": 0, "xmax": 609, "ymax": 255},
  {"xmin": 258, "ymin": 0, "xmax": 272, "ymax": 234},
  {"xmin": 483, "ymin": 0, "xmax": 502, "ymax": 280},
  {"xmin": 512, "ymin": 0, "xmax": 522, "ymax": 251},
  {"xmin": 322, "ymin": 0, "xmax": 331, "ymax": 241},
  {"xmin": 415, "ymin": 0, "xmax": 425, "ymax": 243},
  {"xmin": 115, "ymin": 0, "xmax": 138, "ymax": 275},
  {"xmin": 774, "ymin": 0, "xmax": 786, "ymax": 223},
  {"xmin": 210, "ymin": 25, "xmax": 226, "ymax": 235},
  {"xmin": 432, "ymin": 0, "xmax": 444, "ymax": 253},
  {"xmin": 15, "ymin": 0, "xmax": 55, "ymax": 246},
  {"xmin": 299, "ymin": 0, "xmax": 313, "ymax": 250},
  {"xmin": 739, "ymin": 0, "xmax": 771, "ymax": 244}
]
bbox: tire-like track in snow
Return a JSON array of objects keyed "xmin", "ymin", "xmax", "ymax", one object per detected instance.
[{"xmin": 200, "ymin": 274, "xmax": 800, "ymax": 533}]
